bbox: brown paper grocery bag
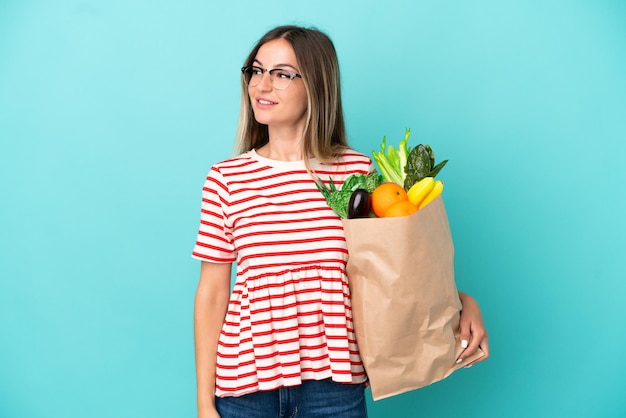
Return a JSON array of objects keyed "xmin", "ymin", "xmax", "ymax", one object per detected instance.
[{"xmin": 342, "ymin": 196, "xmax": 484, "ymax": 400}]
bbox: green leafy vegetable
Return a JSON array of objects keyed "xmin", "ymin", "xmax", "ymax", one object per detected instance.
[
  {"xmin": 371, "ymin": 128, "xmax": 411, "ymax": 186},
  {"xmin": 404, "ymin": 144, "xmax": 448, "ymax": 190},
  {"xmin": 428, "ymin": 159, "xmax": 448, "ymax": 178},
  {"xmin": 316, "ymin": 172, "xmax": 382, "ymax": 218}
]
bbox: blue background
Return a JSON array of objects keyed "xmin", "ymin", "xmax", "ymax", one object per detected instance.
[{"xmin": 1, "ymin": 1, "xmax": 625, "ymax": 417}]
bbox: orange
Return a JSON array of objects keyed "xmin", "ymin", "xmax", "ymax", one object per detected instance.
[
  {"xmin": 371, "ymin": 182, "xmax": 408, "ymax": 217},
  {"xmin": 384, "ymin": 200, "xmax": 418, "ymax": 217}
]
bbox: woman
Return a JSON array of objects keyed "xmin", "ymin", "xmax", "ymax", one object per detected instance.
[{"xmin": 192, "ymin": 25, "xmax": 489, "ymax": 418}]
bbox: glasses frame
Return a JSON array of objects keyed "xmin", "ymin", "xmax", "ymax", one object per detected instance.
[{"xmin": 241, "ymin": 65, "xmax": 302, "ymax": 90}]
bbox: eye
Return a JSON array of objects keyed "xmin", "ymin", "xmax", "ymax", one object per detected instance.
[
  {"xmin": 250, "ymin": 66, "xmax": 264, "ymax": 75},
  {"xmin": 273, "ymin": 70, "xmax": 293, "ymax": 80}
]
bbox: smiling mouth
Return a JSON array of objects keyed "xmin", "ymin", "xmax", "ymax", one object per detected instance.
[{"xmin": 257, "ymin": 99, "xmax": 277, "ymax": 105}]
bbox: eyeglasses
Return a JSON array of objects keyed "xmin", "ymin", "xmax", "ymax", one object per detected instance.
[{"xmin": 241, "ymin": 65, "xmax": 302, "ymax": 90}]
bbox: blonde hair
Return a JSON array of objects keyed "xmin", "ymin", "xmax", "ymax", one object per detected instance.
[{"xmin": 235, "ymin": 25, "xmax": 348, "ymax": 171}]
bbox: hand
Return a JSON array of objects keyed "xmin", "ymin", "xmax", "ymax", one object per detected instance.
[
  {"xmin": 198, "ymin": 406, "xmax": 221, "ymax": 418},
  {"xmin": 456, "ymin": 291, "xmax": 490, "ymax": 367}
]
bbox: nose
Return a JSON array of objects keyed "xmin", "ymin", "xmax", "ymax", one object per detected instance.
[{"xmin": 256, "ymin": 70, "xmax": 273, "ymax": 91}]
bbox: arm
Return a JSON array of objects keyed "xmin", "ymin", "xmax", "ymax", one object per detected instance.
[
  {"xmin": 194, "ymin": 261, "xmax": 232, "ymax": 418},
  {"xmin": 456, "ymin": 291, "xmax": 490, "ymax": 366}
]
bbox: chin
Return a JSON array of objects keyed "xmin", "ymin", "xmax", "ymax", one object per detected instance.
[{"xmin": 251, "ymin": 111, "xmax": 271, "ymax": 125}]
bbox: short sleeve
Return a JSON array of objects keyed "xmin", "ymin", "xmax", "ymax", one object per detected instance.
[{"xmin": 191, "ymin": 167, "xmax": 237, "ymax": 263}]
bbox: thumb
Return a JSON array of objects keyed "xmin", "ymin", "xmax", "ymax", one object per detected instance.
[{"xmin": 456, "ymin": 317, "xmax": 471, "ymax": 364}]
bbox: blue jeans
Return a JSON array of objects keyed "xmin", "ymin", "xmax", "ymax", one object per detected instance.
[{"xmin": 215, "ymin": 379, "xmax": 367, "ymax": 418}]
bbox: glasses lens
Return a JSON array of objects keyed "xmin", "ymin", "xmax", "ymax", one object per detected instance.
[
  {"xmin": 270, "ymin": 70, "xmax": 292, "ymax": 90},
  {"xmin": 242, "ymin": 67, "xmax": 258, "ymax": 86},
  {"xmin": 241, "ymin": 67, "xmax": 298, "ymax": 89}
]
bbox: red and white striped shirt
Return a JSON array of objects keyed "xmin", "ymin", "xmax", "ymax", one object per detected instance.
[{"xmin": 192, "ymin": 148, "xmax": 371, "ymax": 397}]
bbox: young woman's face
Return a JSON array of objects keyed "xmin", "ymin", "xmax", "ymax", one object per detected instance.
[{"xmin": 248, "ymin": 38, "xmax": 308, "ymax": 132}]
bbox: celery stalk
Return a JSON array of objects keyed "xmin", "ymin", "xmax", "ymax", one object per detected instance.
[{"xmin": 371, "ymin": 129, "xmax": 412, "ymax": 187}]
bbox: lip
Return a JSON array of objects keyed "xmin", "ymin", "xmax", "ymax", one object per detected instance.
[{"xmin": 254, "ymin": 97, "xmax": 278, "ymax": 109}]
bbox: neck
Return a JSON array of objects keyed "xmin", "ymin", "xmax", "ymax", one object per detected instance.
[{"xmin": 258, "ymin": 127, "xmax": 305, "ymax": 161}]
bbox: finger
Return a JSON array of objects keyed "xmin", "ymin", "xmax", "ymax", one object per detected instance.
[
  {"xmin": 465, "ymin": 327, "xmax": 485, "ymax": 355},
  {"xmin": 457, "ymin": 324, "xmax": 486, "ymax": 364},
  {"xmin": 456, "ymin": 318, "xmax": 471, "ymax": 363},
  {"xmin": 465, "ymin": 335, "xmax": 490, "ymax": 367}
]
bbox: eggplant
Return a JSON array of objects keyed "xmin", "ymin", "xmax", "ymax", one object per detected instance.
[{"xmin": 347, "ymin": 189, "xmax": 372, "ymax": 219}]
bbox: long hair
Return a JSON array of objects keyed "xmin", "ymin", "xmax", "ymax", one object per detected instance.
[{"xmin": 234, "ymin": 25, "xmax": 348, "ymax": 169}]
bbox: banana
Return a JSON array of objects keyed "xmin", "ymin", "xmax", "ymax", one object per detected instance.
[
  {"xmin": 407, "ymin": 177, "xmax": 435, "ymax": 207},
  {"xmin": 418, "ymin": 179, "xmax": 444, "ymax": 209}
]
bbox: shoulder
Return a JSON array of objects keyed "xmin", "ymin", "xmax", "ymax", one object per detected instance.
[
  {"xmin": 205, "ymin": 151, "xmax": 268, "ymax": 181},
  {"xmin": 202, "ymin": 152, "xmax": 258, "ymax": 191},
  {"xmin": 210, "ymin": 151, "xmax": 255, "ymax": 173},
  {"xmin": 335, "ymin": 147, "xmax": 373, "ymax": 166},
  {"xmin": 315, "ymin": 147, "xmax": 373, "ymax": 178}
]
